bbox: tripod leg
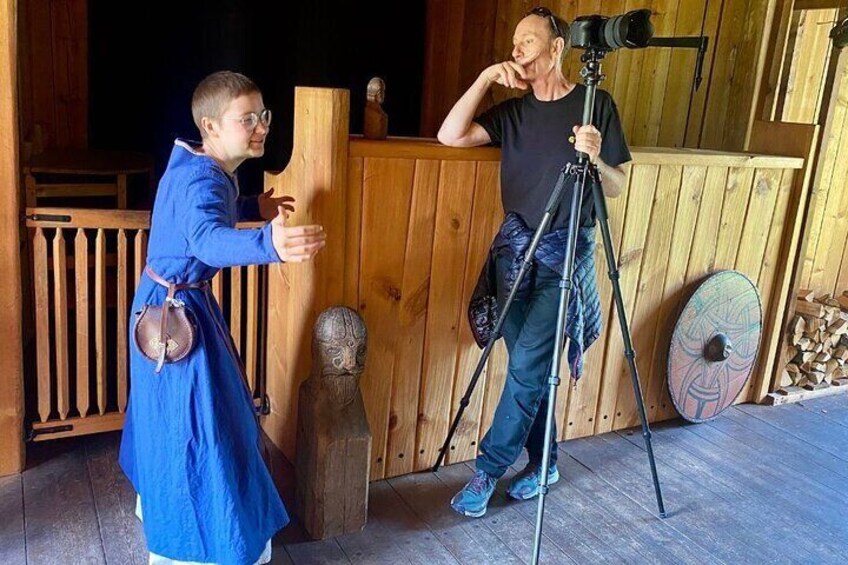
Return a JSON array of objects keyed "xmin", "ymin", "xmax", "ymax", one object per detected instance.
[
  {"xmin": 592, "ymin": 179, "xmax": 667, "ymax": 519},
  {"xmin": 623, "ymin": 344, "xmax": 667, "ymax": 518},
  {"xmin": 532, "ymin": 169, "xmax": 584, "ymax": 565},
  {"xmin": 532, "ymin": 337, "xmax": 568, "ymax": 565},
  {"xmin": 432, "ymin": 341, "xmax": 493, "ymax": 472}
]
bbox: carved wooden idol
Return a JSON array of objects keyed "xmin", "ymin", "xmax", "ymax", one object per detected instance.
[
  {"xmin": 363, "ymin": 77, "xmax": 388, "ymax": 139},
  {"xmin": 295, "ymin": 306, "xmax": 371, "ymax": 539}
]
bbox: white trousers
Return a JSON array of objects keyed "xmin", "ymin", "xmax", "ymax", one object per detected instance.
[{"xmin": 136, "ymin": 495, "xmax": 272, "ymax": 565}]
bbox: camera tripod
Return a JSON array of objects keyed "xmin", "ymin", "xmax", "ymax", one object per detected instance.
[{"xmin": 432, "ymin": 48, "xmax": 666, "ymax": 564}]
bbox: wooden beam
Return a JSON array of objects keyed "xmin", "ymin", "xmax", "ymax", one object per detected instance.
[
  {"xmin": 30, "ymin": 413, "xmax": 125, "ymax": 441},
  {"xmin": 0, "ymin": 0, "xmax": 25, "ymax": 476},
  {"xmin": 350, "ymin": 138, "xmax": 804, "ymax": 169},
  {"xmin": 25, "ymin": 207, "xmax": 150, "ymax": 229}
]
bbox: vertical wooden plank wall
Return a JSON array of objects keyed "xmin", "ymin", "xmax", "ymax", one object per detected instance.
[
  {"xmin": 420, "ymin": 0, "xmax": 777, "ymax": 152},
  {"xmin": 348, "ymin": 141, "xmax": 506, "ymax": 481},
  {"xmin": 344, "ymin": 139, "xmax": 803, "ymax": 481},
  {"xmin": 798, "ymin": 48, "xmax": 848, "ymax": 298},
  {"xmin": 778, "ymin": 8, "xmax": 839, "ymax": 123},
  {"xmin": 18, "ymin": 0, "xmax": 87, "ymax": 152},
  {"xmin": 701, "ymin": 0, "xmax": 780, "ymax": 151}
]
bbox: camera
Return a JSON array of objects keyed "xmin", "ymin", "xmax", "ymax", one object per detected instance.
[{"xmin": 569, "ymin": 9, "xmax": 654, "ymax": 51}]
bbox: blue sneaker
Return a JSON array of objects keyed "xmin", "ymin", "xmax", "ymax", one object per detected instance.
[
  {"xmin": 506, "ymin": 462, "xmax": 559, "ymax": 500},
  {"xmin": 450, "ymin": 469, "xmax": 498, "ymax": 518}
]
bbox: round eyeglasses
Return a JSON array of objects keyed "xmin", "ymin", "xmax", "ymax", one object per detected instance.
[{"xmin": 226, "ymin": 108, "xmax": 272, "ymax": 130}]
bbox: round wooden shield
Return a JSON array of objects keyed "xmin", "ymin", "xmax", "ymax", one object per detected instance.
[{"xmin": 667, "ymin": 270, "xmax": 762, "ymax": 423}]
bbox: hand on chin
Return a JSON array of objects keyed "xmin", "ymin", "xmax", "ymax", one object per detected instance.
[{"xmin": 515, "ymin": 58, "xmax": 538, "ymax": 81}]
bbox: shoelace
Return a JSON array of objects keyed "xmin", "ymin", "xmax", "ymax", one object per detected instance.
[
  {"xmin": 467, "ymin": 471, "xmax": 494, "ymax": 494},
  {"xmin": 522, "ymin": 464, "xmax": 553, "ymax": 480}
]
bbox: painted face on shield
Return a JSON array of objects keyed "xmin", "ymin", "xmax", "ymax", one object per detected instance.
[{"xmin": 312, "ymin": 306, "xmax": 368, "ymax": 407}]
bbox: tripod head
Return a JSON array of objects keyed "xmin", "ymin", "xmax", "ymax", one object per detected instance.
[{"xmin": 579, "ymin": 48, "xmax": 608, "ymax": 87}]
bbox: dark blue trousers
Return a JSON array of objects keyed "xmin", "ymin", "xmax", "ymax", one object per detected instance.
[{"xmin": 476, "ymin": 254, "xmax": 562, "ymax": 478}]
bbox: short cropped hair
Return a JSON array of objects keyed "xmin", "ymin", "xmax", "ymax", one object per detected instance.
[
  {"xmin": 523, "ymin": 8, "xmax": 570, "ymax": 67},
  {"xmin": 191, "ymin": 71, "xmax": 260, "ymax": 137},
  {"xmin": 524, "ymin": 7, "xmax": 569, "ymax": 42}
]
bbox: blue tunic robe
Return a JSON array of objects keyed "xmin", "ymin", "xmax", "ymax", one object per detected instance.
[{"xmin": 119, "ymin": 140, "xmax": 289, "ymax": 565}]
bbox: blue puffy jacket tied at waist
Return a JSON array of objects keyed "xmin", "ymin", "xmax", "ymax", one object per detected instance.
[{"xmin": 467, "ymin": 212, "xmax": 602, "ymax": 380}]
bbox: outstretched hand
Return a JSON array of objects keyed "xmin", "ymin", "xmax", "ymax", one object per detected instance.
[{"xmin": 270, "ymin": 206, "xmax": 326, "ymax": 263}]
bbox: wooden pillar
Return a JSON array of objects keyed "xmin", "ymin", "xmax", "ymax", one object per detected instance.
[
  {"xmin": 0, "ymin": 0, "xmax": 26, "ymax": 476},
  {"xmin": 262, "ymin": 87, "xmax": 351, "ymax": 463}
]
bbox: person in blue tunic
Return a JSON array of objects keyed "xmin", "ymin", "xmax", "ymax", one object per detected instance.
[{"xmin": 119, "ymin": 71, "xmax": 326, "ymax": 564}]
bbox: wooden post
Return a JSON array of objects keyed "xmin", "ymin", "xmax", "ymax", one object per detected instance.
[
  {"xmin": 230, "ymin": 266, "xmax": 242, "ymax": 352},
  {"xmin": 246, "ymin": 265, "xmax": 259, "ymax": 392},
  {"xmin": 117, "ymin": 229, "xmax": 128, "ymax": 412},
  {"xmin": 133, "ymin": 229, "xmax": 146, "ymax": 290},
  {"xmin": 33, "ymin": 228, "xmax": 50, "ymax": 423},
  {"xmin": 263, "ymin": 87, "xmax": 350, "ymax": 462},
  {"xmin": 75, "ymin": 228, "xmax": 90, "ymax": 418},
  {"xmin": 95, "ymin": 228, "xmax": 107, "ymax": 415},
  {"xmin": 0, "ymin": 0, "xmax": 25, "ymax": 476},
  {"xmin": 53, "ymin": 228, "xmax": 69, "ymax": 420}
]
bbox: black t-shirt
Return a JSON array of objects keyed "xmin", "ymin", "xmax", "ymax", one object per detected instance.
[{"xmin": 474, "ymin": 84, "xmax": 631, "ymax": 230}]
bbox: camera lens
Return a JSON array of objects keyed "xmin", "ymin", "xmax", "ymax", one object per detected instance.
[
  {"xmin": 617, "ymin": 9, "xmax": 653, "ymax": 49},
  {"xmin": 603, "ymin": 14, "xmax": 628, "ymax": 50}
]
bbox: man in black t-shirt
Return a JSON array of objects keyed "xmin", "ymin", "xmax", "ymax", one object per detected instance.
[{"xmin": 437, "ymin": 7, "xmax": 631, "ymax": 518}]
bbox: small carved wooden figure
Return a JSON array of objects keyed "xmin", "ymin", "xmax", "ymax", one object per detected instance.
[
  {"xmin": 363, "ymin": 77, "xmax": 388, "ymax": 139},
  {"xmin": 295, "ymin": 306, "xmax": 371, "ymax": 539}
]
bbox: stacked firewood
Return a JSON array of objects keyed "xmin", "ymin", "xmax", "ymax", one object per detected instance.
[{"xmin": 781, "ymin": 289, "xmax": 848, "ymax": 390}]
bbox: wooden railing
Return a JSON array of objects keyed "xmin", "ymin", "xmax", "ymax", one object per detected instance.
[
  {"xmin": 25, "ymin": 208, "xmax": 268, "ymax": 441},
  {"xmin": 327, "ymin": 139, "xmax": 809, "ymax": 481}
]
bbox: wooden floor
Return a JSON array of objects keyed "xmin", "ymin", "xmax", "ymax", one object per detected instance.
[{"xmin": 2, "ymin": 397, "xmax": 848, "ymax": 564}]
